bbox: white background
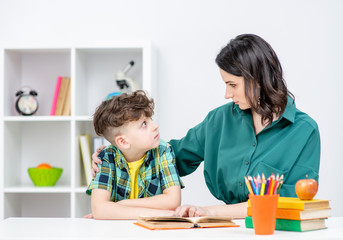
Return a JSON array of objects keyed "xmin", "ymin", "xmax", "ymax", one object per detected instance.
[{"xmin": 0, "ymin": 0, "xmax": 342, "ymax": 216}]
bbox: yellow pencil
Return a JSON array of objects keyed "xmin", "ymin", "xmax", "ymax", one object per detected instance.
[
  {"xmin": 260, "ymin": 173, "xmax": 266, "ymax": 196},
  {"xmin": 244, "ymin": 176, "xmax": 254, "ymax": 195}
]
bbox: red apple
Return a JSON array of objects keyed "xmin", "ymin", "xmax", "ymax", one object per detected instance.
[{"xmin": 295, "ymin": 175, "xmax": 318, "ymax": 200}]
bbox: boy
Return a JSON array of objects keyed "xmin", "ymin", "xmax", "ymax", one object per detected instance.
[{"xmin": 86, "ymin": 90, "xmax": 183, "ymax": 219}]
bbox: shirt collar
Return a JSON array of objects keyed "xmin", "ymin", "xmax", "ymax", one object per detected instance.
[
  {"xmin": 233, "ymin": 95, "xmax": 296, "ymax": 124},
  {"xmin": 280, "ymin": 96, "xmax": 296, "ymax": 124},
  {"xmin": 114, "ymin": 147, "xmax": 127, "ymax": 170},
  {"xmin": 114, "ymin": 146, "xmax": 152, "ymax": 170}
]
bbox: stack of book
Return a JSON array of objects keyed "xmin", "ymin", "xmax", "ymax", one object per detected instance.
[
  {"xmin": 50, "ymin": 76, "xmax": 71, "ymax": 116},
  {"xmin": 246, "ymin": 197, "xmax": 330, "ymax": 232}
]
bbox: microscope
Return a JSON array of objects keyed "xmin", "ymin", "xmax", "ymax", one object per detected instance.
[
  {"xmin": 105, "ymin": 60, "xmax": 139, "ymax": 100},
  {"xmin": 115, "ymin": 60, "xmax": 139, "ymax": 93}
]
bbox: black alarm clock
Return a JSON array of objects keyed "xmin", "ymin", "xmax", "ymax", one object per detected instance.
[{"xmin": 15, "ymin": 86, "xmax": 39, "ymax": 116}]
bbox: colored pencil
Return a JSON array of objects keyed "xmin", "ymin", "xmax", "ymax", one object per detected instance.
[
  {"xmin": 273, "ymin": 181, "xmax": 279, "ymax": 195},
  {"xmin": 257, "ymin": 174, "xmax": 261, "ymax": 195},
  {"xmin": 260, "ymin": 173, "xmax": 266, "ymax": 196},
  {"xmin": 246, "ymin": 173, "xmax": 283, "ymax": 195},
  {"xmin": 264, "ymin": 178, "xmax": 270, "ymax": 195},
  {"xmin": 245, "ymin": 176, "xmax": 254, "ymax": 195},
  {"xmin": 269, "ymin": 174, "xmax": 275, "ymax": 195},
  {"xmin": 276, "ymin": 179, "xmax": 283, "ymax": 194},
  {"xmin": 248, "ymin": 176, "xmax": 257, "ymax": 195}
]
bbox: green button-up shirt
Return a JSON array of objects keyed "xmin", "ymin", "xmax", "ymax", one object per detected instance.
[{"xmin": 170, "ymin": 98, "xmax": 320, "ymax": 204}]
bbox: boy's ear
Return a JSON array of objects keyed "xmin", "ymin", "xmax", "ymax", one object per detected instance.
[{"xmin": 115, "ymin": 135, "xmax": 130, "ymax": 149}]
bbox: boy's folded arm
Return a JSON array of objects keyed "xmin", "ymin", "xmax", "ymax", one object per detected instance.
[
  {"xmin": 117, "ymin": 185, "xmax": 181, "ymax": 210},
  {"xmin": 91, "ymin": 188, "xmax": 174, "ymax": 220}
]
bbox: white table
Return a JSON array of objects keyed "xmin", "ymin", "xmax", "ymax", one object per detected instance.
[{"xmin": 0, "ymin": 217, "xmax": 342, "ymax": 239}]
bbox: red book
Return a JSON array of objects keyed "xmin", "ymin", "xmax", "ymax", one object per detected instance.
[{"xmin": 50, "ymin": 76, "xmax": 62, "ymax": 115}]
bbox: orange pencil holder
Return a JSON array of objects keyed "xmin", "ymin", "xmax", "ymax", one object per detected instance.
[{"xmin": 249, "ymin": 194, "xmax": 279, "ymax": 235}]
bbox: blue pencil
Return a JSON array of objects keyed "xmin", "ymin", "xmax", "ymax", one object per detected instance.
[
  {"xmin": 253, "ymin": 176, "xmax": 259, "ymax": 195},
  {"xmin": 248, "ymin": 176, "xmax": 257, "ymax": 195},
  {"xmin": 257, "ymin": 174, "xmax": 261, "ymax": 195}
]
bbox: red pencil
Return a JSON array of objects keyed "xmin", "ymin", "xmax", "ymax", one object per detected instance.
[
  {"xmin": 266, "ymin": 176, "xmax": 272, "ymax": 195},
  {"xmin": 268, "ymin": 174, "xmax": 275, "ymax": 195}
]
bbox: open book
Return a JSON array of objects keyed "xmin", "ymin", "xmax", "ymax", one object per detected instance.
[{"xmin": 135, "ymin": 216, "xmax": 239, "ymax": 230}]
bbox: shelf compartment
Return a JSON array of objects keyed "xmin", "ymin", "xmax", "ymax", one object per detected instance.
[
  {"xmin": 4, "ymin": 193, "xmax": 71, "ymax": 218},
  {"xmin": 74, "ymin": 192, "xmax": 91, "ymax": 218},
  {"xmin": 74, "ymin": 48, "xmax": 143, "ymax": 116},
  {"xmin": 4, "ymin": 121, "xmax": 71, "ymax": 188},
  {"xmin": 3, "ymin": 49, "xmax": 71, "ymax": 116},
  {"xmin": 74, "ymin": 121, "xmax": 97, "ymax": 188}
]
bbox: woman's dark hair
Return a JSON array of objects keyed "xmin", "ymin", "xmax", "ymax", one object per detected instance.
[{"xmin": 215, "ymin": 34, "xmax": 294, "ymax": 125}]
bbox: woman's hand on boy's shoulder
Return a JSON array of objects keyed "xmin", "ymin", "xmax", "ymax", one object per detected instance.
[{"xmin": 92, "ymin": 145, "xmax": 106, "ymax": 177}]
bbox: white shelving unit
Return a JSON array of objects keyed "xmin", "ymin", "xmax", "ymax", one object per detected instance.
[{"xmin": 0, "ymin": 41, "xmax": 154, "ymax": 220}]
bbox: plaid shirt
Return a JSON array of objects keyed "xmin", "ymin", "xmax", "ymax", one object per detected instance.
[{"xmin": 86, "ymin": 140, "xmax": 184, "ymax": 201}]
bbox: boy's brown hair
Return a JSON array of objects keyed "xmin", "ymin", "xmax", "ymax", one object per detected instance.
[{"xmin": 93, "ymin": 90, "xmax": 154, "ymax": 137}]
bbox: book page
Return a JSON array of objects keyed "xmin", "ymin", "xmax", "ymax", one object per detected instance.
[
  {"xmin": 139, "ymin": 216, "xmax": 193, "ymax": 223},
  {"xmin": 191, "ymin": 216, "xmax": 234, "ymax": 223},
  {"xmin": 139, "ymin": 216, "xmax": 234, "ymax": 224}
]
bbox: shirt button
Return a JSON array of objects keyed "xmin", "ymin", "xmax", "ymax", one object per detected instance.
[
  {"xmin": 252, "ymin": 142, "xmax": 256, "ymax": 147},
  {"xmin": 239, "ymin": 182, "xmax": 243, "ymax": 186},
  {"xmin": 245, "ymin": 161, "xmax": 249, "ymax": 165}
]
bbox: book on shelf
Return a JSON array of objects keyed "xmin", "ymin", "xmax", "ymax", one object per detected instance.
[
  {"xmin": 135, "ymin": 216, "xmax": 239, "ymax": 230},
  {"xmin": 248, "ymin": 197, "xmax": 330, "ymax": 210},
  {"xmin": 79, "ymin": 134, "xmax": 93, "ymax": 186},
  {"xmin": 247, "ymin": 206, "xmax": 331, "ymax": 220},
  {"xmin": 61, "ymin": 78, "xmax": 71, "ymax": 116},
  {"xmin": 50, "ymin": 76, "xmax": 62, "ymax": 115},
  {"xmin": 55, "ymin": 77, "xmax": 70, "ymax": 115},
  {"xmin": 50, "ymin": 76, "xmax": 71, "ymax": 116},
  {"xmin": 245, "ymin": 216, "xmax": 327, "ymax": 232}
]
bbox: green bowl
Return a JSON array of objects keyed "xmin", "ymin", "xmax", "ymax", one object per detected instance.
[{"xmin": 28, "ymin": 167, "xmax": 63, "ymax": 186}]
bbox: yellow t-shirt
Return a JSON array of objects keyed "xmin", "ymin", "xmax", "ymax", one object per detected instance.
[{"xmin": 127, "ymin": 155, "xmax": 145, "ymax": 199}]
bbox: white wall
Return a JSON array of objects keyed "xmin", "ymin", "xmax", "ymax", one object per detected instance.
[{"xmin": 1, "ymin": 0, "xmax": 342, "ymax": 215}]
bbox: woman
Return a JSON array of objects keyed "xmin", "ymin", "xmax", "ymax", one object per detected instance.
[{"xmin": 92, "ymin": 34, "xmax": 320, "ymax": 219}]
